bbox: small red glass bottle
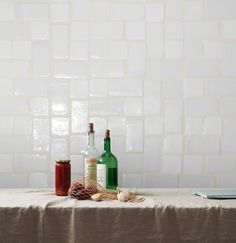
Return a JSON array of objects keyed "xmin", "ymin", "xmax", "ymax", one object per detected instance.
[{"xmin": 55, "ymin": 160, "xmax": 71, "ymax": 196}]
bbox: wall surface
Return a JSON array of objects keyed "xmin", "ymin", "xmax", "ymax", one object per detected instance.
[{"xmin": 0, "ymin": 0, "xmax": 236, "ymax": 188}]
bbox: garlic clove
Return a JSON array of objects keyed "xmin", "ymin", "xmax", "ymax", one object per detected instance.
[
  {"xmin": 91, "ymin": 193, "xmax": 103, "ymax": 201},
  {"xmin": 117, "ymin": 191, "xmax": 130, "ymax": 202}
]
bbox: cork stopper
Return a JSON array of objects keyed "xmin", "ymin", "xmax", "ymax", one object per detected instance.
[
  {"xmin": 88, "ymin": 123, "xmax": 94, "ymax": 133},
  {"xmin": 105, "ymin": 129, "xmax": 110, "ymax": 139}
]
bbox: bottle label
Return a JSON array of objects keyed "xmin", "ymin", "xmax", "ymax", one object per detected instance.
[
  {"xmin": 84, "ymin": 158, "xmax": 97, "ymax": 182},
  {"xmin": 97, "ymin": 164, "xmax": 106, "ymax": 188}
]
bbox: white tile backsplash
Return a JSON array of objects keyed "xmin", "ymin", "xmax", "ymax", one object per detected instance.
[
  {"xmin": 111, "ymin": 3, "xmax": 144, "ymax": 21},
  {"xmin": 0, "ymin": 2, "xmax": 14, "ymax": 21},
  {"xmin": 185, "ymin": 135, "xmax": 220, "ymax": 154},
  {"xmin": 180, "ymin": 175, "xmax": 215, "ymax": 188},
  {"xmin": 0, "ymin": 155, "xmax": 13, "ymax": 173},
  {"xmin": 166, "ymin": 0, "xmax": 183, "ymax": 20},
  {"xmin": 164, "ymin": 155, "xmax": 182, "ymax": 174},
  {"xmin": 90, "ymin": 22, "xmax": 123, "ymax": 39},
  {"xmin": 31, "ymin": 21, "xmax": 49, "ymax": 40},
  {"xmin": 143, "ymin": 136, "xmax": 162, "ymax": 172},
  {"xmin": 31, "ymin": 98, "xmax": 49, "ymax": 116},
  {"xmin": 183, "ymin": 155, "xmax": 203, "ymax": 174},
  {"xmin": 29, "ymin": 173, "xmax": 48, "ymax": 188},
  {"xmin": 184, "ymin": 0, "xmax": 203, "ymax": 20},
  {"xmin": 206, "ymin": 0, "xmax": 236, "ymax": 19},
  {"xmin": 146, "ymin": 3, "xmax": 164, "ymax": 22},
  {"xmin": 224, "ymin": 43, "xmax": 236, "ymax": 77},
  {"xmin": 0, "ymin": 0, "xmax": 235, "ymax": 188},
  {"xmin": 143, "ymin": 174, "xmax": 179, "ymax": 188},
  {"xmin": 14, "ymin": 154, "xmax": 48, "ymax": 172},
  {"xmin": 126, "ymin": 120, "xmax": 143, "ymax": 152}
]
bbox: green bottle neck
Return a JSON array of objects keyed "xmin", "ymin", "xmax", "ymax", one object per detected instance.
[{"xmin": 104, "ymin": 138, "xmax": 111, "ymax": 153}]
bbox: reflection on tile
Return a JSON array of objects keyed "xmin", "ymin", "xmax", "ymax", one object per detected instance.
[
  {"xmin": 52, "ymin": 98, "xmax": 68, "ymax": 115},
  {"xmin": 52, "ymin": 118, "xmax": 69, "ymax": 136},
  {"xmin": 51, "ymin": 80, "xmax": 68, "ymax": 115},
  {"xmin": 33, "ymin": 118, "xmax": 49, "ymax": 152},
  {"xmin": 31, "ymin": 98, "xmax": 48, "ymax": 116},
  {"xmin": 72, "ymin": 101, "xmax": 88, "ymax": 134}
]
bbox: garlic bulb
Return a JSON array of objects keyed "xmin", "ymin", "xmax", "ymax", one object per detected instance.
[{"xmin": 117, "ymin": 191, "xmax": 130, "ymax": 202}]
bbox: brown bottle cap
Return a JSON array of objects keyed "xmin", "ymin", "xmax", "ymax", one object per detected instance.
[
  {"xmin": 105, "ymin": 129, "xmax": 110, "ymax": 138},
  {"xmin": 88, "ymin": 123, "xmax": 94, "ymax": 133}
]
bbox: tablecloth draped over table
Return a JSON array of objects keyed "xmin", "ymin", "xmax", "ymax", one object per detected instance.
[{"xmin": 0, "ymin": 189, "xmax": 236, "ymax": 243}]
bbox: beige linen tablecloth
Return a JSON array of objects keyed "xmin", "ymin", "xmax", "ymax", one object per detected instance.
[{"xmin": 0, "ymin": 189, "xmax": 236, "ymax": 243}]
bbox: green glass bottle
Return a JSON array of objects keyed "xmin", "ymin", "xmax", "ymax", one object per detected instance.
[{"xmin": 97, "ymin": 130, "xmax": 118, "ymax": 189}]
